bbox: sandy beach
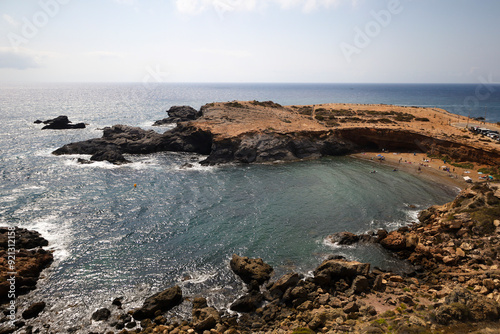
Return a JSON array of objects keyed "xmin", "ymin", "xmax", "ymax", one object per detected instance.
[{"xmin": 351, "ymin": 151, "xmax": 492, "ymax": 190}]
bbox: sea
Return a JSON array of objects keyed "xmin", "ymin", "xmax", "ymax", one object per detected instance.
[{"xmin": 1, "ymin": 83, "xmax": 500, "ymax": 332}]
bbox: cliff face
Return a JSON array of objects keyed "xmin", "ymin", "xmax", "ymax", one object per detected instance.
[{"xmin": 52, "ymin": 101, "xmax": 500, "ymax": 168}]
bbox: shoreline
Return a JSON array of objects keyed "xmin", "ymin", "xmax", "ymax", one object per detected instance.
[{"xmin": 351, "ymin": 152, "xmax": 468, "ymax": 191}]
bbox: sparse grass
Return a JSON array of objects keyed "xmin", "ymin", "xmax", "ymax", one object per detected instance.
[
  {"xmin": 451, "ymin": 162, "xmax": 474, "ymax": 169},
  {"xmin": 251, "ymin": 100, "xmax": 282, "ymax": 108},
  {"xmin": 226, "ymin": 101, "xmax": 246, "ymax": 108}
]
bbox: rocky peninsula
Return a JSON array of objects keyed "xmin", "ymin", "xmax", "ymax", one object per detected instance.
[{"xmin": 52, "ymin": 101, "xmax": 500, "ymax": 170}]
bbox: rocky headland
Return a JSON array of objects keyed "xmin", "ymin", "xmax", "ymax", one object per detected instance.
[{"xmin": 52, "ymin": 101, "xmax": 500, "ymax": 168}]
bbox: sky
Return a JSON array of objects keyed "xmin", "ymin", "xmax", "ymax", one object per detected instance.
[{"xmin": 0, "ymin": 0, "xmax": 499, "ymax": 83}]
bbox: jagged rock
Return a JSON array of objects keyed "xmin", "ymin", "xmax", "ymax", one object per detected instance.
[
  {"xmin": 192, "ymin": 306, "xmax": 220, "ymax": 331},
  {"xmin": 0, "ymin": 227, "xmax": 53, "ymax": 303},
  {"xmin": 90, "ymin": 150, "xmax": 130, "ymax": 165},
  {"xmin": 230, "ymin": 292, "xmax": 263, "ymax": 313},
  {"xmin": 268, "ymin": 272, "xmax": 302, "ymax": 297},
  {"xmin": 91, "ymin": 308, "xmax": 111, "ymax": 321},
  {"xmin": 229, "ymin": 254, "xmax": 273, "ymax": 285},
  {"xmin": 22, "ymin": 302, "xmax": 46, "ymax": 319},
  {"xmin": 434, "ymin": 287, "xmax": 500, "ymax": 324},
  {"xmin": 132, "ymin": 285, "xmax": 183, "ymax": 320},
  {"xmin": 343, "ymin": 301, "xmax": 359, "ymax": 313},
  {"xmin": 53, "ymin": 124, "xmax": 213, "ymax": 164},
  {"xmin": 379, "ymin": 231, "xmax": 406, "ymax": 251},
  {"xmin": 153, "ymin": 106, "xmax": 202, "ymax": 125},
  {"xmin": 192, "ymin": 297, "xmax": 208, "ymax": 309},
  {"xmin": 348, "ymin": 275, "xmax": 370, "ymax": 295},
  {"xmin": 38, "ymin": 116, "xmax": 86, "ymax": 130},
  {"xmin": 0, "ymin": 227, "xmax": 48, "ymax": 249},
  {"xmin": 327, "ymin": 232, "xmax": 360, "ymax": 245},
  {"xmin": 313, "ymin": 259, "xmax": 370, "ymax": 286}
]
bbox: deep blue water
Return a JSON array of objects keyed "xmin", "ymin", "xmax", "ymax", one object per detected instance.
[{"xmin": 1, "ymin": 83, "xmax": 498, "ymax": 332}]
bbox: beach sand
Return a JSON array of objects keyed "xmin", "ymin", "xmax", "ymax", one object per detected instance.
[{"xmin": 351, "ymin": 151, "xmax": 492, "ymax": 190}]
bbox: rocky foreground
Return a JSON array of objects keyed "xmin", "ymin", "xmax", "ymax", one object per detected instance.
[
  {"xmin": 74, "ymin": 183, "xmax": 499, "ymax": 334},
  {"xmin": 1, "ymin": 182, "xmax": 499, "ymax": 334}
]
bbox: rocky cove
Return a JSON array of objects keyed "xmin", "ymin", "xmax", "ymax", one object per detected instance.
[
  {"xmin": 2, "ymin": 182, "xmax": 500, "ymax": 334},
  {"xmin": 2, "ymin": 101, "xmax": 500, "ymax": 333}
]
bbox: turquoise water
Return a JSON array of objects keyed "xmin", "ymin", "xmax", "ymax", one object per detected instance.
[{"xmin": 1, "ymin": 83, "xmax": 494, "ymax": 331}]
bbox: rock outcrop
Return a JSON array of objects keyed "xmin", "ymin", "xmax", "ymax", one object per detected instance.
[
  {"xmin": 52, "ymin": 124, "xmax": 213, "ymax": 165},
  {"xmin": 0, "ymin": 227, "xmax": 53, "ymax": 304},
  {"xmin": 153, "ymin": 106, "xmax": 202, "ymax": 126},
  {"xmin": 35, "ymin": 116, "xmax": 86, "ymax": 130},
  {"xmin": 229, "ymin": 254, "xmax": 274, "ymax": 286},
  {"xmin": 132, "ymin": 285, "xmax": 183, "ymax": 320}
]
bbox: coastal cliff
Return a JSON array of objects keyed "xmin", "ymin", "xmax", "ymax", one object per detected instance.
[{"xmin": 53, "ymin": 101, "xmax": 500, "ymax": 169}]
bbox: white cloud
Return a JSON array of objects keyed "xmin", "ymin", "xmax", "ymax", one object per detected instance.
[
  {"xmin": 196, "ymin": 48, "xmax": 252, "ymax": 58},
  {"xmin": 86, "ymin": 51, "xmax": 124, "ymax": 60},
  {"xmin": 2, "ymin": 14, "xmax": 19, "ymax": 27},
  {"xmin": 0, "ymin": 47, "xmax": 43, "ymax": 69},
  {"xmin": 175, "ymin": 0, "xmax": 355, "ymax": 15},
  {"xmin": 112, "ymin": 0, "xmax": 136, "ymax": 5}
]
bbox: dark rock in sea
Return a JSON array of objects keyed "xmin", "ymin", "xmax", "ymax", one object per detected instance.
[
  {"xmin": 112, "ymin": 297, "xmax": 123, "ymax": 308},
  {"xmin": 132, "ymin": 285, "xmax": 183, "ymax": 320},
  {"xmin": 77, "ymin": 158, "xmax": 93, "ymax": 164},
  {"xmin": 90, "ymin": 150, "xmax": 130, "ymax": 165},
  {"xmin": 53, "ymin": 124, "xmax": 213, "ymax": 165},
  {"xmin": 91, "ymin": 308, "xmax": 111, "ymax": 321},
  {"xmin": 34, "ymin": 120, "xmax": 43, "ymax": 124},
  {"xmin": 230, "ymin": 254, "xmax": 274, "ymax": 285},
  {"xmin": 327, "ymin": 231, "xmax": 360, "ymax": 245},
  {"xmin": 38, "ymin": 116, "xmax": 86, "ymax": 130},
  {"xmin": 22, "ymin": 301, "xmax": 46, "ymax": 319},
  {"xmin": 153, "ymin": 106, "xmax": 202, "ymax": 126},
  {"xmin": 230, "ymin": 291, "xmax": 264, "ymax": 313}
]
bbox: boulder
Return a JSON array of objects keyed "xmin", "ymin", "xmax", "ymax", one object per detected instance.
[
  {"xmin": 192, "ymin": 306, "xmax": 220, "ymax": 331},
  {"xmin": 229, "ymin": 254, "xmax": 273, "ymax": 285},
  {"xmin": 22, "ymin": 302, "xmax": 46, "ymax": 319},
  {"xmin": 91, "ymin": 308, "xmax": 111, "ymax": 321},
  {"xmin": 327, "ymin": 232, "xmax": 360, "ymax": 245},
  {"xmin": 39, "ymin": 116, "xmax": 86, "ymax": 130},
  {"xmin": 313, "ymin": 259, "xmax": 370, "ymax": 286},
  {"xmin": 229, "ymin": 292, "xmax": 263, "ymax": 313},
  {"xmin": 132, "ymin": 285, "xmax": 183, "ymax": 320},
  {"xmin": 379, "ymin": 231, "xmax": 406, "ymax": 251},
  {"xmin": 153, "ymin": 106, "xmax": 202, "ymax": 126},
  {"xmin": 90, "ymin": 150, "xmax": 130, "ymax": 165},
  {"xmin": 348, "ymin": 275, "xmax": 370, "ymax": 295},
  {"xmin": 434, "ymin": 287, "xmax": 500, "ymax": 324},
  {"xmin": 268, "ymin": 272, "xmax": 302, "ymax": 297}
]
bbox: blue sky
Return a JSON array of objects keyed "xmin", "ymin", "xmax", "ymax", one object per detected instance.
[{"xmin": 0, "ymin": 0, "xmax": 499, "ymax": 83}]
